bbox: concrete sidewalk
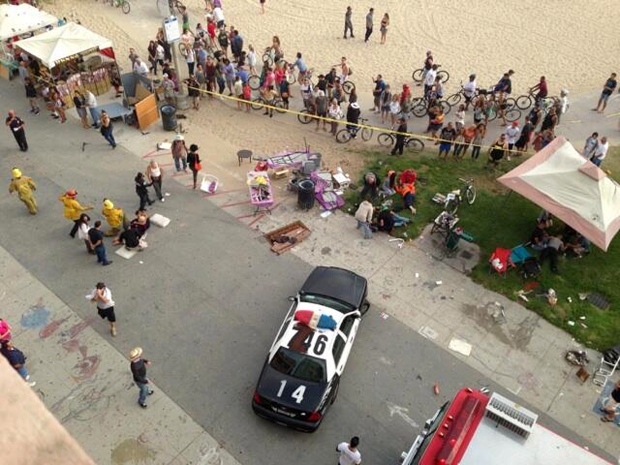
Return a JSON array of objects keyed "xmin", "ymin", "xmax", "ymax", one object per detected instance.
[
  {"xmin": 1, "ymin": 72, "xmax": 618, "ymax": 464},
  {"xmin": 0, "ymin": 247, "xmax": 241, "ymax": 465}
]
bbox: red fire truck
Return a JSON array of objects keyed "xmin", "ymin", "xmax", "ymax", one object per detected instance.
[{"xmin": 401, "ymin": 387, "xmax": 613, "ymax": 465}]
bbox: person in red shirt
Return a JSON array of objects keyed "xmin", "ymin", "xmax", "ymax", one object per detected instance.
[
  {"xmin": 206, "ymin": 16, "xmax": 217, "ymax": 48},
  {"xmin": 531, "ymin": 76, "xmax": 548, "ymax": 103}
]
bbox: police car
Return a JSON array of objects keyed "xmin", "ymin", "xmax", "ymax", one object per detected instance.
[{"xmin": 252, "ymin": 266, "xmax": 369, "ymax": 432}]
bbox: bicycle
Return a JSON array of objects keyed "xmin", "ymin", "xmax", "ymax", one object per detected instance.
[
  {"xmin": 248, "ymin": 74, "xmax": 262, "ymax": 91},
  {"xmin": 157, "ymin": 0, "xmax": 184, "ymax": 15},
  {"xmin": 485, "ymin": 98, "xmax": 520, "ymax": 123},
  {"xmin": 411, "ymin": 95, "xmax": 452, "ymax": 117},
  {"xmin": 110, "ymin": 0, "xmax": 131, "ymax": 14},
  {"xmin": 412, "ymin": 65, "xmax": 449, "ymax": 84},
  {"xmin": 431, "ymin": 178, "xmax": 476, "ymax": 214},
  {"xmin": 335, "ymin": 117, "xmax": 372, "ymax": 143},
  {"xmin": 377, "ymin": 132, "xmax": 425, "ymax": 153},
  {"xmin": 287, "ymin": 66, "xmax": 315, "ymax": 86},
  {"xmin": 297, "ymin": 109, "xmax": 315, "ymax": 124},
  {"xmin": 515, "ymin": 89, "xmax": 556, "ymax": 111},
  {"xmin": 341, "ymin": 79, "xmax": 355, "ymax": 95},
  {"xmin": 250, "ymin": 96, "xmax": 286, "ymax": 113}
]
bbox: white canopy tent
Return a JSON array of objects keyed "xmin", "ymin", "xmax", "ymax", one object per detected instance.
[
  {"xmin": 0, "ymin": 4, "xmax": 57, "ymax": 40},
  {"xmin": 15, "ymin": 22, "xmax": 113, "ymax": 69},
  {"xmin": 498, "ymin": 136, "xmax": 620, "ymax": 251}
]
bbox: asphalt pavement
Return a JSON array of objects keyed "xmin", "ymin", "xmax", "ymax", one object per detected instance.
[{"xmin": 1, "ymin": 71, "xmax": 619, "ymax": 465}]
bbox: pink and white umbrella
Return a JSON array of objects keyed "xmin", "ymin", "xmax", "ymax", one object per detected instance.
[{"xmin": 498, "ymin": 136, "xmax": 620, "ymax": 251}]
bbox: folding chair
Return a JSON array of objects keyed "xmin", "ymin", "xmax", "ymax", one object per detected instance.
[{"xmin": 489, "ymin": 247, "xmax": 516, "ymax": 278}]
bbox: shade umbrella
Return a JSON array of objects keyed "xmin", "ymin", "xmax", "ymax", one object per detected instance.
[
  {"xmin": 0, "ymin": 4, "xmax": 57, "ymax": 40},
  {"xmin": 497, "ymin": 136, "xmax": 620, "ymax": 251}
]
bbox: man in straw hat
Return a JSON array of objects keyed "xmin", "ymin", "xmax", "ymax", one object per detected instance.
[
  {"xmin": 129, "ymin": 347, "xmax": 154, "ymax": 408},
  {"xmin": 8, "ymin": 168, "xmax": 37, "ymax": 215}
]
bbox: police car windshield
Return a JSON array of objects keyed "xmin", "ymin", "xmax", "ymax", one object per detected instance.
[
  {"xmin": 270, "ymin": 348, "xmax": 326, "ymax": 383},
  {"xmin": 299, "ymin": 294, "xmax": 353, "ymax": 313}
]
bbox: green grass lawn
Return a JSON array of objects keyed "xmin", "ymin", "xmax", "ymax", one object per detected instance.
[{"xmin": 344, "ymin": 146, "xmax": 620, "ymax": 351}]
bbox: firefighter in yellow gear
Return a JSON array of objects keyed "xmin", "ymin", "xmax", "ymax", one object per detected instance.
[
  {"xmin": 58, "ymin": 189, "xmax": 93, "ymax": 238},
  {"xmin": 101, "ymin": 198, "xmax": 125, "ymax": 236},
  {"xmin": 8, "ymin": 168, "xmax": 37, "ymax": 215}
]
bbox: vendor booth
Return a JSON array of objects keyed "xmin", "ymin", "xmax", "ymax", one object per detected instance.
[
  {"xmin": 0, "ymin": 4, "xmax": 57, "ymax": 79},
  {"xmin": 16, "ymin": 22, "xmax": 159, "ymax": 129},
  {"xmin": 15, "ymin": 22, "xmax": 116, "ymax": 103}
]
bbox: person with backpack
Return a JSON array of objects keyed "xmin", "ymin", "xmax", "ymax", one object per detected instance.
[{"xmin": 8, "ymin": 168, "xmax": 37, "ymax": 215}]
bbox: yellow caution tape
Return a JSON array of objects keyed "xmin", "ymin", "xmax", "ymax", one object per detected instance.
[{"xmin": 186, "ymin": 84, "xmax": 526, "ymax": 152}]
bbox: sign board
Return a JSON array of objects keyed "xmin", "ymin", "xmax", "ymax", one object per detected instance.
[{"xmin": 163, "ymin": 17, "xmax": 180, "ymax": 44}]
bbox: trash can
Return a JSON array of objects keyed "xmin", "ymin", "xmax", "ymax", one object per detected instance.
[
  {"xmin": 160, "ymin": 104, "xmax": 177, "ymax": 131},
  {"xmin": 297, "ymin": 179, "xmax": 315, "ymax": 210}
]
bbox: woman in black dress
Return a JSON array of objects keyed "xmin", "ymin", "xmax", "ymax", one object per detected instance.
[
  {"xmin": 134, "ymin": 172, "xmax": 154, "ymax": 210},
  {"xmin": 187, "ymin": 144, "xmax": 202, "ymax": 189}
]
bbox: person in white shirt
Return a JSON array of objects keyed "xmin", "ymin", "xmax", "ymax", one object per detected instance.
[
  {"xmin": 590, "ymin": 136, "xmax": 609, "ymax": 167},
  {"xmin": 505, "ymin": 121, "xmax": 520, "ymax": 149},
  {"xmin": 134, "ymin": 58, "xmax": 149, "ymax": 76},
  {"xmin": 156, "ymin": 43, "xmax": 165, "ymax": 68},
  {"xmin": 89, "ymin": 282, "xmax": 117, "ymax": 337},
  {"xmin": 463, "ymin": 73, "xmax": 477, "ymax": 110},
  {"xmin": 556, "ymin": 88, "xmax": 569, "ymax": 125},
  {"xmin": 85, "ymin": 90, "xmax": 100, "ymax": 128},
  {"xmin": 213, "ymin": 6, "xmax": 225, "ymax": 28},
  {"xmin": 424, "ymin": 64, "xmax": 437, "ymax": 98},
  {"xmin": 186, "ymin": 48, "xmax": 195, "ymax": 75},
  {"xmin": 582, "ymin": 132, "xmax": 599, "ymax": 159},
  {"xmin": 337, "ymin": 436, "xmax": 362, "ymax": 465}
]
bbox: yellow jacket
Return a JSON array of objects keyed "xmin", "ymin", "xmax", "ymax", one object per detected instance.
[
  {"xmin": 58, "ymin": 195, "xmax": 88, "ymax": 221},
  {"xmin": 9, "ymin": 177, "xmax": 36, "ymax": 198},
  {"xmin": 102, "ymin": 206, "xmax": 124, "ymax": 228}
]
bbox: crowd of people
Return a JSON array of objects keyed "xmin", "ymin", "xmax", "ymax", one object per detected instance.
[
  {"xmin": 354, "ymin": 169, "xmax": 417, "ymax": 240},
  {"xmin": 528, "ymin": 211, "xmax": 591, "ymax": 275},
  {"xmin": 126, "ymin": 1, "xmax": 614, "ymax": 172}
]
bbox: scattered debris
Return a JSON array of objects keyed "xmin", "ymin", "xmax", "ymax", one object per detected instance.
[
  {"xmin": 565, "ymin": 350, "xmax": 590, "ymax": 366},
  {"xmin": 448, "ymin": 338, "xmax": 473, "ymax": 357},
  {"xmin": 265, "ymin": 221, "xmax": 311, "ymax": 255},
  {"xmin": 320, "ymin": 210, "xmax": 332, "ymax": 218},
  {"xmin": 150, "ymin": 213, "xmax": 170, "ymax": 228},
  {"xmin": 516, "ymin": 290, "xmax": 530, "ymax": 302},
  {"xmin": 415, "ymin": 273, "xmax": 419, "ymax": 278},
  {"xmin": 435, "ymin": 280, "xmax": 443, "ymax": 286},
  {"xmin": 568, "ymin": 321, "xmax": 575, "ymax": 326},
  {"xmin": 388, "ymin": 238, "xmax": 404, "ymax": 249},
  {"xmin": 380, "ymin": 312, "xmax": 389, "ymax": 320},
  {"xmin": 490, "ymin": 302, "xmax": 506, "ymax": 324},
  {"xmin": 433, "ymin": 383, "xmax": 440, "ymax": 395}
]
